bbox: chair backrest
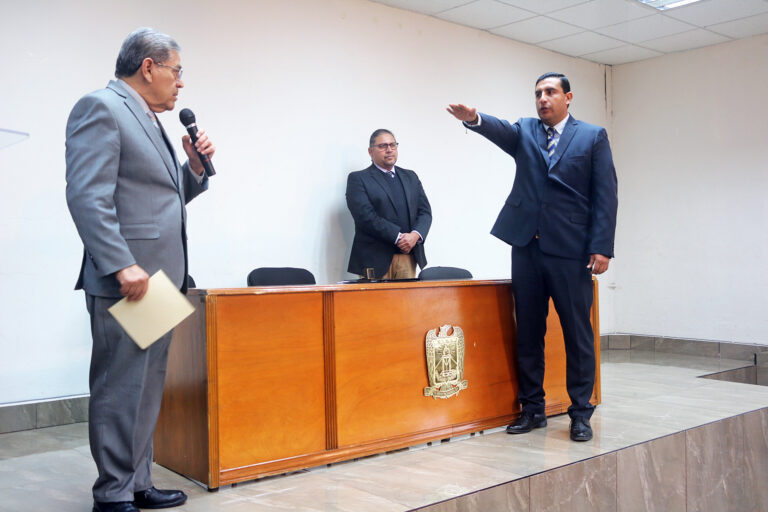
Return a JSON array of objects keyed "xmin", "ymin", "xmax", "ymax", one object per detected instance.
[
  {"xmin": 247, "ymin": 267, "xmax": 316, "ymax": 286},
  {"xmin": 187, "ymin": 274, "xmax": 197, "ymax": 288},
  {"xmin": 418, "ymin": 266, "xmax": 473, "ymax": 281}
]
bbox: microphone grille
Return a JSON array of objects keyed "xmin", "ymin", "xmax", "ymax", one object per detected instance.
[{"xmin": 179, "ymin": 108, "xmax": 196, "ymax": 126}]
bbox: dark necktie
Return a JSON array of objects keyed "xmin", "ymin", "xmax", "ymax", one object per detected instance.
[
  {"xmin": 386, "ymin": 171, "xmax": 395, "ymax": 179},
  {"xmin": 151, "ymin": 114, "xmax": 180, "ymax": 190},
  {"xmin": 155, "ymin": 116, "xmax": 175, "ymax": 158}
]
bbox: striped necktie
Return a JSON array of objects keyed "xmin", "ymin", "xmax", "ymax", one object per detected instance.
[{"xmin": 546, "ymin": 127, "xmax": 557, "ymax": 157}]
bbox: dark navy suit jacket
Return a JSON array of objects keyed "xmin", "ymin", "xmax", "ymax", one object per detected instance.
[
  {"xmin": 346, "ymin": 164, "xmax": 432, "ymax": 277},
  {"xmin": 469, "ymin": 114, "xmax": 617, "ymax": 260}
]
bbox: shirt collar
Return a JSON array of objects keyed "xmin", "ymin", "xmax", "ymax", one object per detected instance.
[
  {"xmin": 546, "ymin": 113, "xmax": 570, "ymax": 135},
  {"xmin": 118, "ymin": 79, "xmax": 156, "ymax": 122},
  {"xmin": 373, "ymin": 162, "xmax": 396, "ymax": 175}
]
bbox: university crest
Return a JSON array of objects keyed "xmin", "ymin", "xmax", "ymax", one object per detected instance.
[{"xmin": 424, "ymin": 324, "xmax": 468, "ymax": 399}]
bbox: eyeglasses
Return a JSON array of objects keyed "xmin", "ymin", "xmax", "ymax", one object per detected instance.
[
  {"xmin": 372, "ymin": 142, "xmax": 399, "ymax": 150},
  {"xmin": 155, "ymin": 62, "xmax": 183, "ymax": 80}
]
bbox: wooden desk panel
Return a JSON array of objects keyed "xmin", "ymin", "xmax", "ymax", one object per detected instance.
[
  {"xmin": 213, "ymin": 293, "xmax": 327, "ymax": 470},
  {"xmin": 334, "ymin": 284, "xmax": 519, "ymax": 446}
]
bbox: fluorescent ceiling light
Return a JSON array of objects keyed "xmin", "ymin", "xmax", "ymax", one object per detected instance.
[{"xmin": 635, "ymin": 0, "xmax": 705, "ymax": 10}]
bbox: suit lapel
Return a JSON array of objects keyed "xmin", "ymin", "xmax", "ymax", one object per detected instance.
[
  {"xmin": 368, "ymin": 165, "xmax": 397, "ymax": 210},
  {"xmin": 536, "ymin": 120, "xmax": 550, "ymax": 168},
  {"xmin": 548, "ymin": 116, "xmax": 578, "ymax": 171},
  {"xmin": 110, "ymin": 82, "xmax": 180, "ymax": 189},
  {"xmin": 397, "ymin": 167, "xmax": 416, "ymax": 221},
  {"xmin": 156, "ymin": 118, "xmax": 182, "ymax": 190}
]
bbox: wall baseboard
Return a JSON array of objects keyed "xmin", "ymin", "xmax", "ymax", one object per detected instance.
[
  {"xmin": 600, "ymin": 334, "xmax": 768, "ymax": 363},
  {"xmin": 0, "ymin": 396, "xmax": 88, "ymax": 434}
]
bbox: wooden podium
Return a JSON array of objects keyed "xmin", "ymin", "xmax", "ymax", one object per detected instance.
[{"xmin": 154, "ymin": 279, "xmax": 601, "ymax": 489}]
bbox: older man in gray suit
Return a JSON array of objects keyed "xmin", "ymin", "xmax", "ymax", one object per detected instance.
[{"xmin": 66, "ymin": 28, "xmax": 214, "ymax": 512}]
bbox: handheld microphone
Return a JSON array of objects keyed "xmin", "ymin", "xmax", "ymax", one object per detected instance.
[{"xmin": 179, "ymin": 108, "xmax": 216, "ymax": 176}]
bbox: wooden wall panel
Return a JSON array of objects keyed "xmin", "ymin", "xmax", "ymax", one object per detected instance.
[{"xmin": 213, "ymin": 293, "xmax": 326, "ymax": 470}]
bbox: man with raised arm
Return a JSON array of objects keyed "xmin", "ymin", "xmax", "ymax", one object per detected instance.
[{"xmin": 447, "ymin": 72, "xmax": 617, "ymax": 442}]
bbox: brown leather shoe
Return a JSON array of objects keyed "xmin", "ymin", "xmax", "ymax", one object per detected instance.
[
  {"xmin": 133, "ymin": 487, "xmax": 187, "ymax": 509},
  {"xmin": 506, "ymin": 412, "xmax": 547, "ymax": 434}
]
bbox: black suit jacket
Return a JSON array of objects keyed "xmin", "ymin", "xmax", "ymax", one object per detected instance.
[
  {"xmin": 346, "ymin": 164, "xmax": 432, "ymax": 277},
  {"xmin": 468, "ymin": 114, "xmax": 617, "ymax": 260}
]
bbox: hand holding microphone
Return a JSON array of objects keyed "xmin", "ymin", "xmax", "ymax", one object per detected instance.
[{"xmin": 179, "ymin": 108, "xmax": 216, "ymax": 176}]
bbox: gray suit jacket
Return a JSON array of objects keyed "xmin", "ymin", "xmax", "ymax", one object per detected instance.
[{"xmin": 66, "ymin": 80, "xmax": 208, "ymax": 298}]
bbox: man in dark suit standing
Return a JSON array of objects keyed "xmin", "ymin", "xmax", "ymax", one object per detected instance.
[
  {"xmin": 66, "ymin": 28, "xmax": 215, "ymax": 511},
  {"xmin": 447, "ymin": 72, "xmax": 617, "ymax": 442},
  {"xmin": 346, "ymin": 129, "xmax": 432, "ymax": 279}
]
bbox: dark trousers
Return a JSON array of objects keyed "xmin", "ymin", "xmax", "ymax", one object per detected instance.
[
  {"xmin": 511, "ymin": 240, "xmax": 595, "ymax": 419},
  {"xmin": 86, "ymin": 294, "xmax": 173, "ymax": 502}
]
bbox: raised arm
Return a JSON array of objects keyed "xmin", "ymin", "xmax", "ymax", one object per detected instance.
[
  {"xmin": 446, "ymin": 103, "xmax": 478, "ymax": 124},
  {"xmin": 447, "ymin": 103, "xmax": 521, "ymax": 158}
]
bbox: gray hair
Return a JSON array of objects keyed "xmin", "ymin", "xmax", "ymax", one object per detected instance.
[
  {"xmin": 369, "ymin": 129, "xmax": 395, "ymax": 147},
  {"xmin": 115, "ymin": 27, "xmax": 180, "ymax": 78}
]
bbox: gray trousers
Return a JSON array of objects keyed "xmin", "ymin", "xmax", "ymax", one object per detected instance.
[{"xmin": 86, "ymin": 294, "xmax": 173, "ymax": 502}]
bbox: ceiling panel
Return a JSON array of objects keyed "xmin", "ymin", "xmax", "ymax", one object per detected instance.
[
  {"xmin": 495, "ymin": 0, "xmax": 592, "ymax": 14},
  {"xmin": 491, "ymin": 16, "xmax": 585, "ymax": 43},
  {"xmin": 436, "ymin": 0, "xmax": 534, "ymax": 29},
  {"xmin": 663, "ymin": 0, "xmax": 768, "ymax": 26},
  {"xmin": 370, "ymin": 0, "xmax": 471, "ymax": 15},
  {"xmin": 639, "ymin": 27, "xmax": 730, "ymax": 52},
  {"xmin": 707, "ymin": 11, "xmax": 768, "ymax": 38},
  {"xmin": 539, "ymin": 30, "xmax": 626, "ymax": 56},
  {"xmin": 582, "ymin": 44, "xmax": 663, "ymax": 64},
  {"xmin": 548, "ymin": 0, "xmax": 656, "ymax": 29},
  {"xmin": 595, "ymin": 13, "xmax": 696, "ymax": 42},
  {"xmin": 368, "ymin": 0, "xmax": 768, "ymax": 65}
]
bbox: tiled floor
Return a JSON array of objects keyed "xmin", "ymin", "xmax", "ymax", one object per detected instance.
[{"xmin": 1, "ymin": 350, "xmax": 767, "ymax": 512}]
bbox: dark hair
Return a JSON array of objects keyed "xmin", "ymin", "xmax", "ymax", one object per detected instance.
[
  {"xmin": 369, "ymin": 129, "xmax": 395, "ymax": 147},
  {"xmin": 115, "ymin": 27, "xmax": 180, "ymax": 78},
  {"xmin": 535, "ymin": 72, "xmax": 571, "ymax": 94}
]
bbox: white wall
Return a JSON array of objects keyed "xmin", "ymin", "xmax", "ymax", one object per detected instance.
[
  {"xmin": 611, "ymin": 35, "xmax": 768, "ymax": 344},
  {"xmin": 0, "ymin": 0, "xmax": 610, "ymax": 404}
]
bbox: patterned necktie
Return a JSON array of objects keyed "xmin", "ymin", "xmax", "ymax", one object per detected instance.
[
  {"xmin": 546, "ymin": 127, "xmax": 557, "ymax": 157},
  {"xmin": 387, "ymin": 171, "xmax": 395, "ymax": 179}
]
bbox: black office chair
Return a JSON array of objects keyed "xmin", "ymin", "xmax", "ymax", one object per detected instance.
[
  {"xmin": 418, "ymin": 266, "xmax": 473, "ymax": 281},
  {"xmin": 247, "ymin": 267, "xmax": 316, "ymax": 286},
  {"xmin": 187, "ymin": 274, "xmax": 197, "ymax": 288}
]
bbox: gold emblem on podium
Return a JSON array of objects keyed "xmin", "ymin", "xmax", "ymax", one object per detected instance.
[{"xmin": 424, "ymin": 325, "xmax": 468, "ymax": 399}]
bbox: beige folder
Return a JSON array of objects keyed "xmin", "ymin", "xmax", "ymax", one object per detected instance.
[{"xmin": 108, "ymin": 270, "xmax": 195, "ymax": 349}]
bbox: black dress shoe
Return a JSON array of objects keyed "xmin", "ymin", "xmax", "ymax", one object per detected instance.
[
  {"xmin": 92, "ymin": 501, "xmax": 139, "ymax": 512},
  {"xmin": 133, "ymin": 487, "xmax": 188, "ymax": 509},
  {"xmin": 570, "ymin": 417, "xmax": 593, "ymax": 442},
  {"xmin": 506, "ymin": 412, "xmax": 547, "ymax": 434}
]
